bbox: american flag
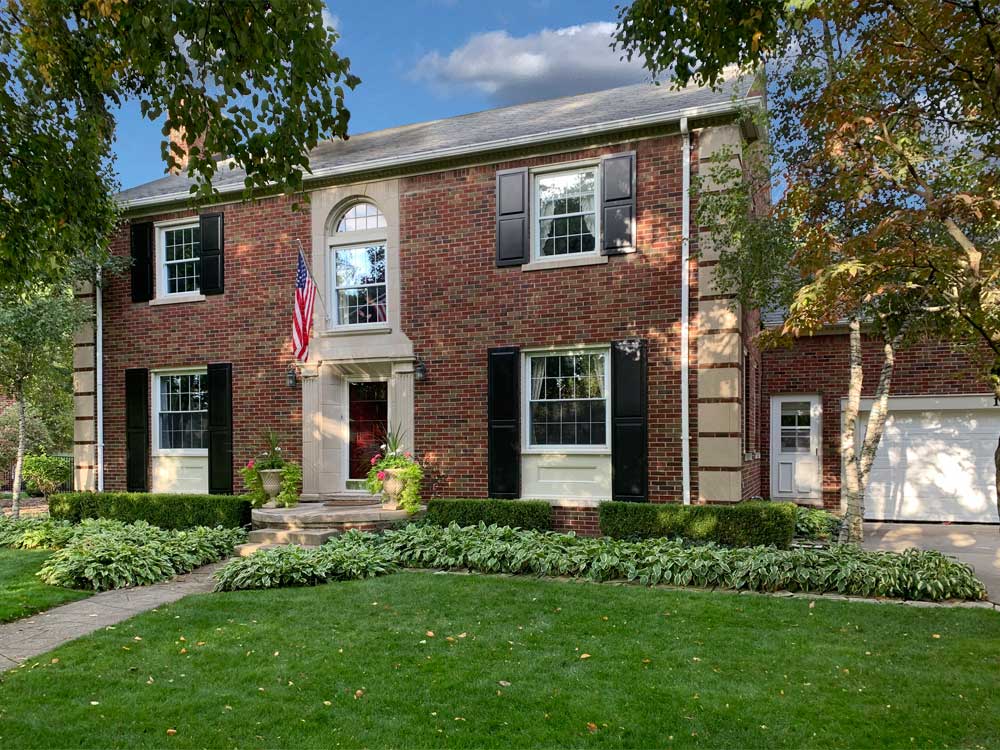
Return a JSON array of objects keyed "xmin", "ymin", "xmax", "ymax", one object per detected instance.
[{"xmin": 292, "ymin": 248, "xmax": 317, "ymax": 362}]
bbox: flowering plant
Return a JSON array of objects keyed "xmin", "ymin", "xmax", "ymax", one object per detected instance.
[
  {"xmin": 240, "ymin": 431, "xmax": 300, "ymax": 507},
  {"xmin": 365, "ymin": 427, "xmax": 423, "ymax": 514}
]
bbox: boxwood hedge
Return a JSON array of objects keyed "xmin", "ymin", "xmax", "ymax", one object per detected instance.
[
  {"xmin": 426, "ymin": 498, "xmax": 552, "ymax": 530},
  {"xmin": 599, "ymin": 500, "xmax": 797, "ymax": 548},
  {"xmin": 49, "ymin": 492, "xmax": 251, "ymax": 530}
]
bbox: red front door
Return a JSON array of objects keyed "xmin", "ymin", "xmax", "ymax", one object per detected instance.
[{"xmin": 348, "ymin": 381, "xmax": 388, "ymax": 480}]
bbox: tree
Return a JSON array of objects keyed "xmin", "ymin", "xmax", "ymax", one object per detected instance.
[
  {"xmin": 615, "ymin": 0, "xmax": 999, "ymax": 537},
  {"xmin": 1, "ymin": 0, "xmax": 359, "ymax": 286},
  {"xmin": 0, "ymin": 290, "xmax": 88, "ymax": 518}
]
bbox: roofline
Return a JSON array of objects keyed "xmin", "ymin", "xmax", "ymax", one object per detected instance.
[{"xmin": 119, "ymin": 94, "xmax": 762, "ymax": 211}]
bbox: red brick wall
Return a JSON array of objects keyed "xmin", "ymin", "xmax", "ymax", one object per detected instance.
[
  {"xmin": 399, "ymin": 134, "xmax": 696, "ymax": 505},
  {"xmin": 760, "ymin": 333, "xmax": 990, "ymax": 509},
  {"xmin": 101, "ymin": 195, "xmax": 309, "ymax": 492}
]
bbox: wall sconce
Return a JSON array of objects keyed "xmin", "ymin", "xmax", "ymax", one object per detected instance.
[
  {"xmin": 413, "ymin": 359, "xmax": 427, "ymax": 382},
  {"xmin": 286, "ymin": 367, "xmax": 298, "ymax": 388}
]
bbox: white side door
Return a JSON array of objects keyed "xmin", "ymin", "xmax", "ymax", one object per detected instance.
[{"xmin": 770, "ymin": 395, "xmax": 822, "ymax": 501}]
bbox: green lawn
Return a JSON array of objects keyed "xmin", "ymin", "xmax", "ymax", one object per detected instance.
[
  {"xmin": 0, "ymin": 573, "xmax": 997, "ymax": 749},
  {"xmin": 0, "ymin": 548, "xmax": 91, "ymax": 623}
]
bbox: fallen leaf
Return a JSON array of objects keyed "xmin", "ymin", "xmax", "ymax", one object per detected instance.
[
  {"xmin": 809, "ymin": 601, "xmax": 816, "ymax": 609},
  {"xmin": 354, "ymin": 690, "xmax": 364, "ymax": 699},
  {"xmin": 323, "ymin": 701, "xmax": 332, "ymax": 706},
  {"xmin": 426, "ymin": 631, "xmax": 435, "ymax": 637},
  {"xmin": 498, "ymin": 680, "xmax": 511, "ymax": 687},
  {"xmin": 932, "ymin": 634, "xmax": 941, "ymax": 639},
  {"xmin": 90, "ymin": 701, "xmax": 100, "ymax": 706},
  {"xmin": 587, "ymin": 722, "xmax": 598, "ymax": 733},
  {"xmin": 166, "ymin": 729, "xmax": 177, "ymax": 736},
  {"xmin": 50, "ymin": 658, "xmax": 59, "ymax": 664},
  {"xmin": 196, "ymin": 641, "xmax": 206, "ymax": 646},
  {"xmin": 458, "ymin": 632, "xmax": 467, "ymax": 638},
  {"xmin": 580, "ymin": 654, "xmax": 591, "ymax": 660},
  {"xmin": 179, "ymin": 648, "xmax": 187, "ymax": 655}
]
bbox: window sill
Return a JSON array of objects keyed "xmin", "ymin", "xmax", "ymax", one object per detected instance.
[
  {"xmin": 320, "ymin": 324, "xmax": 393, "ymax": 337},
  {"xmin": 149, "ymin": 293, "xmax": 206, "ymax": 306},
  {"xmin": 152, "ymin": 451, "xmax": 208, "ymax": 458},
  {"xmin": 521, "ymin": 254, "xmax": 608, "ymax": 272},
  {"xmin": 521, "ymin": 447, "xmax": 611, "ymax": 456}
]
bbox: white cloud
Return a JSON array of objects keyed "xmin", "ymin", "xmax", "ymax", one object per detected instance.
[
  {"xmin": 321, "ymin": 8, "xmax": 340, "ymax": 33},
  {"xmin": 412, "ymin": 22, "xmax": 649, "ymax": 105}
]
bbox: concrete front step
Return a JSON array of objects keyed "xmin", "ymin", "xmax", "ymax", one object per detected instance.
[
  {"xmin": 253, "ymin": 503, "xmax": 420, "ymax": 530},
  {"xmin": 234, "ymin": 542, "xmax": 282, "ymax": 557},
  {"xmin": 247, "ymin": 528, "xmax": 340, "ymax": 546}
]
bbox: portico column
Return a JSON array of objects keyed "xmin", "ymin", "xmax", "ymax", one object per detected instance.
[{"xmin": 299, "ymin": 363, "xmax": 322, "ymax": 502}]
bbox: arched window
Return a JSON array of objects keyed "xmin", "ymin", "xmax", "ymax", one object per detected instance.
[
  {"xmin": 329, "ymin": 201, "xmax": 388, "ymax": 327},
  {"xmin": 335, "ymin": 202, "xmax": 386, "ymax": 233}
]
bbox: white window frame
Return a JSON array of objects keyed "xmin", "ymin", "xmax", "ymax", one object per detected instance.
[
  {"xmin": 155, "ymin": 218, "xmax": 202, "ymax": 299},
  {"xmin": 327, "ymin": 202, "xmax": 389, "ymax": 331},
  {"xmin": 522, "ymin": 346, "xmax": 611, "ymax": 455},
  {"xmin": 531, "ymin": 162, "xmax": 601, "ymax": 263},
  {"xmin": 152, "ymin": 368, "xmax": 209, "ymax": 457}
]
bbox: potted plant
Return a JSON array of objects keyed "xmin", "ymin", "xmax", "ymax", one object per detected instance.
[
  {"xmin": 366, "ymin": 427, "xmax": 423, "ymax": 513},
  {"xmin": 241, "ymin": 431, "xmax": 301, "ymax": 508}
]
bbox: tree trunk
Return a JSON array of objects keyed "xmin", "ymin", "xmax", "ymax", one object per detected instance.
[
  {"xmin": 995, "ymin": 381, "xmax": 1000, "ymax": 533},
  {"xmin": 839, "ymin": 319, "xmax": 864, "ymax": 543},
  {"xmin": 10, "ymin": 387, "xmax": 26, "ymax": 520}
]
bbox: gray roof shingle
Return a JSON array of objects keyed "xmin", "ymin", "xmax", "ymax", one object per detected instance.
[{"xmin": 117, "ymin": 73, "xmax": 757, "ymax": 208}]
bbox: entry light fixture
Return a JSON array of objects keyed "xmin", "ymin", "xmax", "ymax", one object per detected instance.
[
  {"xmin": 413, "ymin": 358, "xmax": 428, "ymax": 382},
  {"xmin": 286, "ymin": 366, "xmax": 298, "ymax": 388}
]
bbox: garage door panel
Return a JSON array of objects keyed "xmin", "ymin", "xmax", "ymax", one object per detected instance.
[{"xmin": 863, "ymin": 409, "xmax": 999, "ymax": 523}]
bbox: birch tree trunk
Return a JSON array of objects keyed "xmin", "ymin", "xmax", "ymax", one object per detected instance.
[
  {"xmin": 10, "ymin": 386, "xmax": 26, "ymax": 520},
  {"xmin": 839, "ymin": 319, "xmax": 864, "ymax": 543},
  {"xmin": 994, "ymin": 381, "xmax": 1000, "ymax": 531}
]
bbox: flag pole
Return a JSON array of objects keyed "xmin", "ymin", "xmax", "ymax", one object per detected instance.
[{"xmin": 296, "ymin": 239, "xmax": 332, "ymax": 322}]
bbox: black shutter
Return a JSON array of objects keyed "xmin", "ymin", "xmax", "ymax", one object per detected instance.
[
  {"xmin": 601, "ymin": 152, "xmax": 636, "ymax": 255},
  {"xmin": 125, "ymin": 368, "xmax": 149, "ymax": 492},
  {"xmin": 495, "ymin": 168, "xmax": 529, "ymax": 267},
  {"xmin": 611, "ymin": 339, "xmax": 647, "ymax": 501},
  {"xmin": 130, "ymin": 222, "xmax": 154, "ymax": 302},
  {"xmin": 487, "ymin": 347, "xmax": 520, "ymax": 498},
  {"xmin": 199, "ymin": 213, "xmax": 224, "ymax": 295},
  {"xmin": 206, "ymin": 363, "xmax": 233, "ymax": 495}
]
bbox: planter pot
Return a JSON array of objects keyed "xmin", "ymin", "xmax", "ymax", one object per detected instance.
[
  {"xmin": 381, "ymin": 468, "xmax": 406, "ymax": 510},
  {"xmin": 259, "ymin": 468, "xmax": 283, "ymax": 501}
]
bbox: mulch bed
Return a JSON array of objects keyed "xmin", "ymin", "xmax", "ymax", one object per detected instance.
[{"xmin": 0, "ymin": 496, "xmax": 48, "ymax": 517}]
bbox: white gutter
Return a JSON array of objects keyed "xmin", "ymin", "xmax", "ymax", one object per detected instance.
[
  {"xmin": 679, "ymin": 117, "xmax": 691, "ymax": 505},
  {"xmin": 119, "ymin": 96, "xmax": 762, "ymax": 210},
  {"xmin": 95, "ymin": 270, "xmax": 104, "ymax": 492}
]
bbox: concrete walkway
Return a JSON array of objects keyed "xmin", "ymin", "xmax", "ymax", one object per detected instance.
[
  {"xmin": 0, "ymin": 561, "xmax": 225, "ymax": 671},
  {"xmin": 864, "ymin": 523, "xmax": 1000, "ymax": 603}
]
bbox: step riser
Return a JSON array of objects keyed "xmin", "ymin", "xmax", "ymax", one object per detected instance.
[{"xmin": 247, "ymin": 529, "xmax": 339, "ymax": 546}]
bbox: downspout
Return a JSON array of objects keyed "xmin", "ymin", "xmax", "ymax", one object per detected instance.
[
  {"xmin": 95, "ymin": 270, "xmax": 104, "ymax": 492},
  {"xmin": 679, "ymin": 117, "xmax": 691, "ymax": 505}
]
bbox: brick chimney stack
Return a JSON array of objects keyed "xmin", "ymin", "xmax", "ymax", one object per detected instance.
[{"xmin": 167, "ymin": 122, "xmax": 207, "ymax": 175}]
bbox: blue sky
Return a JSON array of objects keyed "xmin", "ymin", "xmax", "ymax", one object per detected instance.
[{"xmin": 112, "ymin": 1, "xmax": 651, "ymax": 190}]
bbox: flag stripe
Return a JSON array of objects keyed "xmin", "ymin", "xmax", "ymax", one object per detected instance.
[{"xmin": 293, "ymin": 249, "xmax": 317, "ymax": 362}]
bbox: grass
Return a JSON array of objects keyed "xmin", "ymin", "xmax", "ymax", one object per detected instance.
[
  {"xmin": 0, "ymin": 573, "xmax": 997, "ymax": 748},
  {"xmin": 0, "ymin": 548, "xmax": 91, "ymax": 623}
]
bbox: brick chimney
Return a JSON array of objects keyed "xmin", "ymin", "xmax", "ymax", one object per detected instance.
[{"xmin": 167, "ymin": 121, "xmax": 207, "ymax": 175}]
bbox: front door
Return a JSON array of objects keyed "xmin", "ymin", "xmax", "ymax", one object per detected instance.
[
  {"xmin": 770, "ymin": 395, "xmax": 822, "ymax": 501},
  {"xmin": 348, "ymin": 381, "xmax": 388, "ymax": 480}
]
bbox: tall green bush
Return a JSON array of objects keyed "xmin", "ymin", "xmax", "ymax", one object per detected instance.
[
  {"xmin": 599, "ymin": 501, "xmax": 797, "ymax": 548},
  {"xmin": 49, "ymin": 492, "xmax": 251, "ymax": 529}
]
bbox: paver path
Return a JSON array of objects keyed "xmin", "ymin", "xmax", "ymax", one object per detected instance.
[{"xmin": 0, "ymin": 561, "xmax": 225, "ymax": 671}]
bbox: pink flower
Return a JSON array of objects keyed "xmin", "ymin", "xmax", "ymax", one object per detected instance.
[
  {"xmin": 404, "ymin": 451, "xmax": 412, "ymax": 459},
  {"xmin": 377, "ymin": 471, "xmax": 386, "ymax": 481},
  {"xmin": 246, "ymin": 459, "xmax": 254, "ymax": 469},
  {"xmin": 370, "ymin": 456, "xmax": 378, "ymax": 466}
]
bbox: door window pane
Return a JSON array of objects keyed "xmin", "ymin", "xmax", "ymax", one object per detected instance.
[{"xmin": 779, "ymin": 401, "xmax": 812, "ymax": 454}]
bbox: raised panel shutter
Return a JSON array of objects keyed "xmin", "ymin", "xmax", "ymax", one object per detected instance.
[
  {"xmin": 495, "ymin": 168, "xmax": 529, "ymax": 267},
  {"xmin": 601, "ymin": 152, "xmax": 637, "ymax": 255},
  {"xmin": 199, "ymin": 213, "xmax": 224, "ymax": 295},
  {"xmin": 130, "ymin": 222, "xmax": 154, "ymax": 303},
  {"xmin": 487, "ymin": 347, "xmax": 520, "ymax": 498},
  {"xmin": 125, "ymin": 368, "xmax": 149, "ymax": 491},
  {"xmin": 611, "ymin": 339, "xmax": 648, "ymax": 501},
  {"xmin": 206, "ymin": 363, "xmax": 233, "ymax": 495}
]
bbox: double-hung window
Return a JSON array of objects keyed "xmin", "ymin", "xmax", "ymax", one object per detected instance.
[
  {"xmin": 526, "ymin": 350, "xmax": 609, "ymax": 449},
  {"xmin": 155, "ymin": 371, "xmax": 208, "ymax": 453},
  {"xmin": 330, "ymin": 202, "xmax": 388, "ymax": 327},
  {"xmin": 534, "ymin": 167, "xmax": 599, "ymax": 260},
  {"xmin": 158, "ymin": 222, "xmax": 201, "ymax": 296}
]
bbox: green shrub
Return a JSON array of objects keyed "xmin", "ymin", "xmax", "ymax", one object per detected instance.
[
  {"xmin": 0, "ymin": 515, "xmax": 75, "ymax": 549},
  {"xmin": 49, "ymin": 492, "xmax": 251, "ymax": 529},
  {"xmin": 22, "ymin": 454, "xmax": 71, "ymax": 497},
  {"xmin": 795, "ymin": 506, "xmax": 841, "ymax": 541},
  {"xmin": 425, "ymin": 499, "xmax": 552, "ymax": 531},
  {"xmin": 36, "ymin": 519, "xmax": 245, "ymax": 591},
  {"xmin": 599, "ymin": 501, "xmax": 797, "ymax": 548},
  {"xmin": 215, "ymin": 523, "xmax": 987, "ymax": 602},
  {"xmin": 214, "ymin": 532, "xmax": 396, "ymax": 591}
]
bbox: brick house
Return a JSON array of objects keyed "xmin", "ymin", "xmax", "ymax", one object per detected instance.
[{"xmin": 71, "ymin": 74, "xmax": 998, "ymax": 530}]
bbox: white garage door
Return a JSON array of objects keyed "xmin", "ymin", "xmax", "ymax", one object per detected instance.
[{"xmin": 864, "ymin": 408, "xmax": 1000, "ymax": 523}]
